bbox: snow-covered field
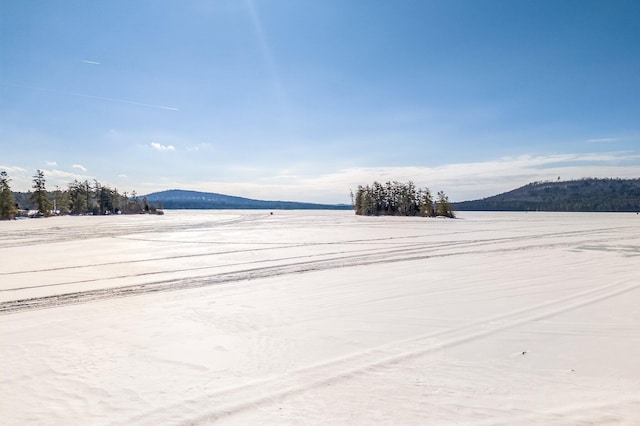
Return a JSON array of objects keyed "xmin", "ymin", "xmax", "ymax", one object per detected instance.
[{"xmin": 1, "ymin": 210, "xmax": 639, "ymax": 425}]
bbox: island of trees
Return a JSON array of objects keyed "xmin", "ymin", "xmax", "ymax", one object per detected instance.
[
  {"xmin": 352, "ymin": 181, "xmax": 455, "ymax": 218},
  {"xmin": 0, "ymin": 169, "xmax": 163, "ymax": 220}
]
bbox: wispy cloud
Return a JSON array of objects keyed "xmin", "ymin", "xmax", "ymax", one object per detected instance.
[
  {"xmin": 80, "ymin": 59, "xmax": 101, "ymax": 65},
  {"xmin": 46, "ymin": 168, "xmax": 87, "ymax": 180},
  {"xmin": 0, "ymin": 165, "xmax": 27, "ymax": 174},
  {"xmin": 72, "ymin": 164, "xmax": 88, "ymax": 172},
  {"xmin": 588, "ymin": 138, "xmax": 617, "ymax": 143},
  {"xmin": 172, "ymin": 151, "xmax": 640, "ymax": 204},
  {"xmin": 13, "ymin": 151, "xmax": 635, "ymax": 203},
  {"xmin": 0, "ymin": 166, "xmax": 36, "ymax": 191},
  {"xmin": 45, "ymin": 160, "xmax": 57, "ymax": 166},
  {"xmin": 311, "ymin": 152, "xmax": 640, "ymax": 202},
  {"xmin": 5, "ymin": 83, "xmax": 179, "ymax": 111},
  {"xmin": 150, "ymin": 142, "xmax": 176, "ymax": 152},
  {"xmin": 2, "ymin": 166, "xmax": 98, "ymax": 192}
]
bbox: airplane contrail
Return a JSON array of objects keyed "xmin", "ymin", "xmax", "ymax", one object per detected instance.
[
  {"xmin": 77, "ymin": 92, "xmax": 180, "ymax": 110},
  {"xmin": 80, "ymin": 59, "xmax": 101, "ymax": 65},
  {"xmin": 2, "ymin": 83, "xmax": 179, "ymax": 111}
]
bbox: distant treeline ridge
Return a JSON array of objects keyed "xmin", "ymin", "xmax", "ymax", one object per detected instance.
[{"xmin": 454, "ymin": 178, "xmax": 640, "ymax": 212}]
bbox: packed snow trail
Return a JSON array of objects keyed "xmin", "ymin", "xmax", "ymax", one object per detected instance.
[{"xmin": 1, "ymin": 211, "xmax": 639, "ymax": 425}]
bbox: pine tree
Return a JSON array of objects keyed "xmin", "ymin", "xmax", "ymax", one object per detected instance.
[
  {"xmin": 354, "ymin": 180, "xmax": 453, "ymax": 218},
  {"xmin": 113, "ymin": 188, "xmax": 121, "ymax": 213},
  {"xmin": 437, "ymin": 191, "xmax": 454, "ymax": 218},
  {"xmin": 130, "ymin": 190, "xmax": 142, "ymax": 213},
  {"xmin": 68, "ymin": 180, "xmax": 88, "ymax": 214},
  {"xmin": 0, "ymin": 170, "xmax": 18, "ymax": 220},
  {"xmin": 30, "ymin": 169, "xmax": 51, "ymax": 217},
  {"xmin": 419, "ymin": 188, "xmax": 435, "ymax": 217},
  {"xmin": 95, "ymin": 182, "xmax": 114, "ymax": 214}
]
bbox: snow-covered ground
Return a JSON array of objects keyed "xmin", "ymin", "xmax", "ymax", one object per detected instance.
[{"xmin": 1, "ymin": 210, "xmax": 639, "ymax": 425}]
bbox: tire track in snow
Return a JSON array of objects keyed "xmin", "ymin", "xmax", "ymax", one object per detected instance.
[
  {"xmin": 0, "ymin": 241, "xmax": 427, "ymax": 292},
  {"xmin": 0, "ymin": 235, "xmax": 445, "ymax": 276},
  {"xmin": 2, "ymin": 230, "xmax": 638, "ymax": 314},
  {"xmin": 1, "ymin": 223, "xmax": 632, "ymax": 275},
  {"xmin": 0, "ymin": 214, "xmax": 265, "ymax": 248},
  {"xmin": 1, "ymin": 224, "xmax": 631, "ymax": 283}
]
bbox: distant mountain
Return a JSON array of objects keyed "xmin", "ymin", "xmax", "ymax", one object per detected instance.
[
  {"xmin": 454, "ymin": 178, "xmax": 640, "ymax": 212},
  {"xmin": 144, "ymin": 189, "xmax": 352, "ymax": 210}
]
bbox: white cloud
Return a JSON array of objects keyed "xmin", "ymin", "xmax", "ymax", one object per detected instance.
[
  {"xmin": 46, "ymin": 168, "xmax": 86, "ymax": 180},
  {"xmin": 45, "ymin": 160, "xmax": 57, "ymax": 166},
  {"xmin": 55, "ymin": 151, "xmax": 638, "ymax": 204},
  {"xmin": 0, "ymin": 165, "xmax": 27, "ymax": 174},
  {"xmin": 118, "ymin": 174, "xmax": 128, "ymax": 178},
  {"xmin": 165, "ymin": 151, "xmax": 640, "ymax": 204},
  {"xmin": 0, "ymin": 166, "xmax": 91, "ymax": 192},
  {"xmin": 0, "ymin": 167, "xmax": 31, "ymax": 191},
  {"xmin": 150, "ymin": 142, "xmax": 176, "ymax": 151},
  {"xmin": 308, "ymin": 152, "xmax": 640, "ymax": 202},
  {"xmin": 72, "ymin": 164, "xmax": 88, "ymax": 172}
]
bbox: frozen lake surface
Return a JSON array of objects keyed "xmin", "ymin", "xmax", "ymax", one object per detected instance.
[{"xmin": 1, "ymin": 210, "xmax": 639, "ymax": 425}]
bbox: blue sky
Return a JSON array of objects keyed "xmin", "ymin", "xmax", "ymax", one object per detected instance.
[{"xmin": 1, "ymin": 0, "xmax": 638, "ymax": 203}]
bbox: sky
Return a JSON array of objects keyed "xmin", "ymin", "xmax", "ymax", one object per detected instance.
[{"xmin": 1, "ymin": 0, "xmax": 639, "ymax": 203}]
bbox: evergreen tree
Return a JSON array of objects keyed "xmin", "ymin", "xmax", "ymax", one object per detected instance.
[
  {"xmin": 88, "ymin": 180, "xmax": 99, "ymax": 214},
  {"xmin": 57, "ymin": 189, "xmax": 71, "ymax": 215},
  {"xmin": 51, "ymin": 185, "xmax": 60, "ymax": 214},
  {"xmin": 437, "ymin": 191, "xmax": 455, "ymax": 218},
  {"xmin": 419, "ymin": 188, "xmax": 435, "ymax": 217},
  {"xmin": 113, "ymin": 188, "xmax": 121, "ymax": 213},
  {"xmin": 97, "ymin": 183, "xmax": 114, "ymax": 214},
  {"xmin": 385, "ymin": 181, "xmax": 396, "ymax": 213},
  {"xmin": 84, "ymin": 180, "xmax": 92, "ymax": 214},
  {"xmin": 0, "ymin": 170, "xmax": 18, "ymax": 220},
  {"xmin": 68, "ymin": 180, "xmax": 88, "ymax": 214},
  {"xmin": 30, "ymin": 169, "xmax": 51, "ymax": 216},
  {"xmin": 354, "ymin": 180, "xmax": 453, "ymax": 218},
  {"xmin": 130, "ymin": 190, "xmax": 142, "ymax": 213}
]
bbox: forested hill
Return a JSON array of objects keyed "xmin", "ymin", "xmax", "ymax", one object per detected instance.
[
  {"xmin": 454, "ymin": 178, "xmax": 640, "ymax": 212},
  {"xmin": 145, "ymin": 189, "xmax": 351, "ymax": 210}
]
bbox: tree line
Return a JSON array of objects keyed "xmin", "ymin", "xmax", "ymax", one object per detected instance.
[
  {"xmin": 454, "ymin": 178, "xmax": 640, "ymax": 212},
  {"xmin": 352, "ymin": 181, "xmax": 454, "ymax": 218},
  {"xmin": 0, "ymin": 169, "xmax": 163, "ymax": 220}
]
